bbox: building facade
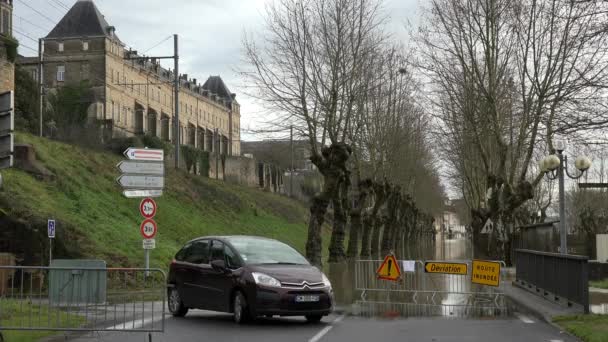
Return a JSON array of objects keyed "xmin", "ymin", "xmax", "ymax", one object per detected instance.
[
  {"xmin": 18, "ymin": 0, "xmax": 240, "ymax": 155},
  {"xmin": 0, "ymin": 0, "xmax": 14, "ymax": 93}
]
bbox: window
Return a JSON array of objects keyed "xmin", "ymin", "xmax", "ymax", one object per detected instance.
[
  {"xmin": 174, "ymin": 243, "xmax": 192, "ymax": 262},
  {"xmin": 130, "ymin": 80, "xmax": 134, "ymax": 92},
  {"xmin": 81, "ymin": 62, "xmax": 90, "ymax": 80},
  {"xmin": 110, "ymin": 68, "xmax": 114, "ymax": 83},
  {"xmin": 1, "ymin": 9, "xmax": 10, "ymax": 35},
  {"xmin": 83, "ymin": 41, "xmax": 89, "ymax": 51},
  {"xmin": 56, "ymin": 65, "xmax": 65, "ymax": 82},
  {"xmin": 228, "ymin": 236, "xmax": 309, "ymax": 265},
  {"xmin": 225, "ymin": 246, "xmax": 241, "ymax": 269},
  {"xmin": 210, "ymin": 240, "xmax": 224, "ymax": 262},
  {"xmin": 58, "ymin": 42, "xmax": 64, "ymax": 52},
  {"xmin": 184, "ymin": 240, "xmax": 210, "ymax": 264},
  {"xmin": 32, "ymin": 69, "xmax": 38, "ymax": 81}
]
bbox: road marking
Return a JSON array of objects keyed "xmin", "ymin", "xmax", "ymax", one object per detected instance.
[
  {"xmin": 308, "ymin": 314, "xmax": 345, "ymax": 342},
  {"xmin": 104, "ymin": 316, "xmax": 164, "ymax": 331},
  {"xmin": 514, "ymin": 312, "xmax": 535, "ymax": 324},
  {"xmin": 550, "ymin": 340, "xmax": 564, "ymax": 342}
]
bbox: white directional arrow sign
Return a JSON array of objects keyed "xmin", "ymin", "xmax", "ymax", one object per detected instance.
[
  {"xmin": 123, "ymin": 189, "xmax": 163, "ymax": 198},
  {"xmin": 123, "ymin": 148, "xmax": 164, "ymax": 161},
  {"xmin": 116, "ymin": 161, "xmax": 164, "ymax": 175},
  {"xmin": 117, "ymin": 175, "xmax": 164, "ymax": 189}
]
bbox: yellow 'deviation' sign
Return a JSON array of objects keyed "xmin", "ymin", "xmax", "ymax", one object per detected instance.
[
  {"xmin": 472, "ymin": 260, "xmax": 501, "ymax": 287},
  {"xmin": 376, "ymin": 254, "xmax": 401, "ymax": 281},
  {"xmin": 424, "ymin": 262, "xmax": 468, "ymax": 275}
]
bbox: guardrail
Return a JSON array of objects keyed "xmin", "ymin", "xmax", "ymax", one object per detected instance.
[
  {"xmin": 0, "ymin": 266, "xmax": 166, "ymax": 335},
  {"xmin": 514, "ymin": 249, "xmax": 589, "ymax": 313},
  {"xmin": 354, "ymin": 259, "xmax": 508, "ymax": 318}
]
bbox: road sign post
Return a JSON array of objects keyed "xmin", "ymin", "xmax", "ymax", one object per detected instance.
[
  {"xmin": 117, "ymin": 147, "xmax": 165, "ymax": 273},
  {"xmin": 47, "ymin": 219, "xmax": 55, "ymax": 266}
]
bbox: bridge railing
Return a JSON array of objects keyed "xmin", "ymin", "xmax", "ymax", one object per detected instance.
[{"xmin": 514, "ymin": 249, "xmax": 589, "ymax": 313}]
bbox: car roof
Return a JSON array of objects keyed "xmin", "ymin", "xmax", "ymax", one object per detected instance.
[{"xmin": 185, "ymin": 235, "xmax": 279, "ymax": 245}]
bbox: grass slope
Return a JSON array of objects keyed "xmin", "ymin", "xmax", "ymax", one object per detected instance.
[
  {"xmin": 553, "ymin": 315, "xmax": 608, "ymax": 342},
  {"xmin": 0, "ymin": 133, "xmax": 326, "ymax": 268}
]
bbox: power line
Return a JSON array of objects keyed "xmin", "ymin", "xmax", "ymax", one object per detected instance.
[
  {"xmin": 15, "ymin": 0, "xmax": 58, "ymax": 25},
  {"xmin": 15, "ymin": 15, "xmax": 51, "ymax": 33},
  {"xmin": 13, "ymin": 28, "xmax": 40, "ymax": 43},
  {"xmin": 45, "ymin": 0, "xmax": 67, "ymax": 14},
  {"xmin": 49, "ymin": 0, "xmax": 70, "ymax": 10},
  {"xmin": 142, "ymin": 35, "xmax": 173, "ymax": 54}
]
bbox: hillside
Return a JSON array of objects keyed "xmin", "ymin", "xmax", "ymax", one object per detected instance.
[{"xmin": 0, "ymin": 133, "xmax": 325, "ymax": 268}]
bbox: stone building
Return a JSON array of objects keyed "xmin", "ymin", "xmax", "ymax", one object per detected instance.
[
  {"xmin": 18, "ymin": 0, "xmax": 240, "ymax": 155},
  {"xmin": 0, "ymin": 0, "xmax": 14, "ymax": 93}
]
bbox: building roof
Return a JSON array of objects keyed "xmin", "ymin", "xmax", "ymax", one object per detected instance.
[
  {"xmin": 202, "ymin": 76, "xmax": 237, "ymax": 104},
  {"xmin": 46, "ymin": 0, "xmax": 119, "ymax": 40}
]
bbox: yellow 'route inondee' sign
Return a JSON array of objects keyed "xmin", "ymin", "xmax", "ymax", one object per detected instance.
[
  {"xmin": 424, "ymin": 262, "xmax": 468, "ymax": 275},
  {"xmin": 376, "ymin": 254, "xmax": 401, "ymax": 281},
  {"xmin": 472, "ymin": 260, "xmax": 501, "ymax": 287}
]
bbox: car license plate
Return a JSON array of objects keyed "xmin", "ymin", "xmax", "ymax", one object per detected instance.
[{"xmin": 295, "ymin": 295, "xmax": 320, "ymax": 303}]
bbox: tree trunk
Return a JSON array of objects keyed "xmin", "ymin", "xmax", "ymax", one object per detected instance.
[
  {"xmin": 347, "ymin": 212, "xmax": 362, "ymax": 258},
  {"xmin": 328, "ymin": 195, "xmax": 348, "ymax": 263},
  {"xmin": 370, "ymin": 218, "xmax": 383, "ymax": 258},
  {"xmin": 359, "ymin": 216, "xmax": 373, "ymax": 257},
  {"xmin": 306, "ymin": 196, "xmax": 330, "ymax": 267}
]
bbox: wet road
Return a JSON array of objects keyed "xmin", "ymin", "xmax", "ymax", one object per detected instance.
[{"xmin": 67, "ymin": 309, "xmax": 578, "ymax": 342}]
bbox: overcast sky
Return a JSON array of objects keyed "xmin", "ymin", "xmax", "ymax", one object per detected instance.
[{"xmin": 13, "ymin": 0, "xmax": 421, "ymax": 139}]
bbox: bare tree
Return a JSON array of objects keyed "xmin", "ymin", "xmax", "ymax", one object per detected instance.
[
  {"xmin": 417, "ymin": 0, "xmax": 608, "ymax": 262},
  {"xmin": 242, "ymin": 0, "xmax": 387, "ymax": 265}
]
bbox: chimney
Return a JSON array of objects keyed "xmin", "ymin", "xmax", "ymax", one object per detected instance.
[{"xmin": 193, "ymin": 78, "xmax": 197, "ymax": 85}]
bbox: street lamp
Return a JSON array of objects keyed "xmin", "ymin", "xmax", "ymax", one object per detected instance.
[{"xmin": 540, "ymin": 143, "xmax": 592, "ymax": 254}]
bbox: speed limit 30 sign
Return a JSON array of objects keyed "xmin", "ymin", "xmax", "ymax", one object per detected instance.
[
  {"xmin": 140, "ymin": 218, "xmax": 158, "ymax": 239},
  {"xmin": 140, "ymin": 198, "xmax": 157, "ymax": 219}
]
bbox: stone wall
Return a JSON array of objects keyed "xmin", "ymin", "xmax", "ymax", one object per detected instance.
[
  {"xmin": 0, "ymin": 41, "xmax": 14, "ymax": 93},
  {"xmin": 224, "ymin": 156, "xmax": 258, "ymax": 187}
]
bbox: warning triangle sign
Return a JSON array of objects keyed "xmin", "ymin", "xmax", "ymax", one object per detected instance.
[{"xmin": 376, "ymin": 254, "xmax": 401, "ymax": 281}]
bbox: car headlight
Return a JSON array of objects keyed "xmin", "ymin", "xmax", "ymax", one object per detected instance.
[
  {"xmin": 322, "ymin": 273, "xmax": 332, "ymax": 288},
  {"xmin": 252, "ymin": 272, "xmax": 282, "ymax": 287}
]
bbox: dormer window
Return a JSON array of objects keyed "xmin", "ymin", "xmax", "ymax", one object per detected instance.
[{"xmin": 58, "ymin": 42, "xmax": 64, "ymax": 52}]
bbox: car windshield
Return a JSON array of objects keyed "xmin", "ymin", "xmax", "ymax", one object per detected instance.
[{"xmin": 227, "ymin": 237, "xmax": 309, "ymax": 265}]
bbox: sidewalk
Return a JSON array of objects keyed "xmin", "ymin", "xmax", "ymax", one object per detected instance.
[{"xmin": 502, "ymin": 281, "xmax": 581, "ymax": 323}]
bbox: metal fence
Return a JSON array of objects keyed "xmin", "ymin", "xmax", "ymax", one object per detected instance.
[
  {"xmin": 514, "ymin": 249, "xmax": 589, "ymax": 313},
  {"xmin": 0, "ymin": 266, "xmax": 166, "ymax": 333},
  {"xmin": 354, "ymin": 259, "xmax": 508, "ymax": 318}
]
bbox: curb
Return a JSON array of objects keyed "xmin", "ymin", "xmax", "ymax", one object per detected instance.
[{"xmin": 505, "ymin": 283, "xmax": 582, "ymax": 342}]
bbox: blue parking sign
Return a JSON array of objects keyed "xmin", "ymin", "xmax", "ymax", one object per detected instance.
[{"xmin": 48, "ymin": 219, "xmax": 56, "ymax": 238}]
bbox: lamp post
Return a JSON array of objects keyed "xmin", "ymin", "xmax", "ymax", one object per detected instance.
[{"xmin": 540, "ymin": 143, "xmax": 592, "ymax": 254}]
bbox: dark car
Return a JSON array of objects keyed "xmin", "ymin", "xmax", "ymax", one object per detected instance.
[{"xmin": 167, "ymin": 235, "xmax": 334, "ymax": 324}]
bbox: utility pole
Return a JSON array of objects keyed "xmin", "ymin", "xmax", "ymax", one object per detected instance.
[
  {"xmin": 557, "ymin": 151, "xmax": 567, "ymax": 254},
  {"xmin": 173, "ymin": 34, "xmax": 180, "ymax": 169},
  {"xmin": 290, "ymin": 125, "xmax": 294, "ymax": 197},
  {"xmin": 38, "ymin": 38, "xmax": 44, "ymax": 137}
]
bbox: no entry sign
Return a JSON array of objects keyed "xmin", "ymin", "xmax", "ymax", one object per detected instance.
[
  {"xmin": 140, "ymin": 198, "xmax": 157, "ymax": 219},
  {"xmin": 140, "ymin": 218, "xmax": 158, "ymax": 239}
]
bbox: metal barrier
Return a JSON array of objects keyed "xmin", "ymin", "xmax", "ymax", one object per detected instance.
[
  {"xmin": 514, "ymin": 249, "xmax": 589, "ymax": 313},
  {"xmin": 0, "ymin": 266, "xmax": 166, "ymax": 333},
  {"xmin": 354, "ymin": 259, "xmax": 508, "ymax": 317}
]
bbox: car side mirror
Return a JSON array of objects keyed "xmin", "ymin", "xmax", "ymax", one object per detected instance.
[{"xmin": 211, "ymin": 260, "xmax": 229, "ymax": 273}]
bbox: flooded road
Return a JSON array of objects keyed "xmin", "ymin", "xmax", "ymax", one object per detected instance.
[{"xmin": 328, "ymin": 235, "xmax": 508, "ymax": 318}]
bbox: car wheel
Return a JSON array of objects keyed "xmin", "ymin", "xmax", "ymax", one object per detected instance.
[
  {"xmin": 168, "ymin": 287, "xmax": 188, "ymax": 317},
  {"xmin": 233, "ymin": 291, "xmax": 251, "ymax": 324},
  {"xmin": 305, "ymin": 315, "xmax": 323, "ymax": 323}
]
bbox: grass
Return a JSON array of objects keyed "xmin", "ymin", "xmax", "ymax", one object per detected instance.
[
  {"xmin": 0, "ymin": 299, "xmax": 85, "ymax": 342},
  {"xmin": 553, "ymin": 315, "xmax": 608, "ymax": 342},
  {"xmin": 590, "ymin": 279, "xmax": 608, "ymax": 290},
  {"xmin": 0, "ymin": 133, "xmax": 329, "ymax": 269}
]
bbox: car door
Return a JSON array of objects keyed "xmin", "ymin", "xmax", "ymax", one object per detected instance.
[
  {"xmin": 205, "ymin": 240, "xmax": 234, "ymax": 311},
  {"xmin": 182, "ymin": 239, "xmax": 212, "ymax": 309}
]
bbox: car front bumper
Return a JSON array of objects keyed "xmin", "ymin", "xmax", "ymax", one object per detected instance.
[{"xmin": 250, "ymin": 287, "xmax": 333, "ymax": 316}]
